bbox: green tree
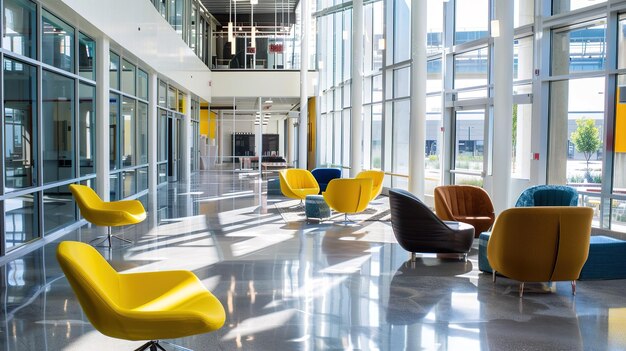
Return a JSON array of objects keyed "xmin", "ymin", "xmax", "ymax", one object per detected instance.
[{"xmin": 570, "ymin": 118, "xmax": 602, "ymax": 180}]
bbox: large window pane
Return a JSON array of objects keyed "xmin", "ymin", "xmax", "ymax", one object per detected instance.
[
  {"xmin": 4, "ymin": 194, "xmax": 38, "ymax": 251},
  {"xmin": 342, "ymin": 110, "xmax": 351, "ymax": 168},
  {"xmin": 122, "ymin": 170, "xmax": 136, "ymax": 198},
  {"xmin": 343, "ymin": 10, "xmax": 352, "ymax": 82},
  {"xmin": 427, "ymin": 0, "xmax": 443, "ymax": 54},
  {"xmin": 137, "ymin": 102, "xmax": 148, "ymax": 165},
  {"xmin": 514, "ymin": 36, "xmax": 533, "ymax": 81},
  {"xmin": 168, "ymin": 86, "xmax": 177, "ymax": 110},
  {"xmin": 454, "ymin": 48, "xmax": 489, "ymax": 98},
  {"xmin": 454, "ymin": 109, "xmax": 484, "ymax": 172},
  {"xmin": 427, "ymin": 59, "xmax": 442, "ymax": 93},
  {"xmin": 394, "ymin": 67, "xmax": 410, "ymax": 98},
  {"xmin": 373, "ymin": 1, "xmax": 384, "ymax": 72},
  {"xmin": 42, "ymin": 10, "xmax": 74, "ymax": 73},
  {"xmin": 553, "ymin": 0, "xmax": 606, "ymax": 15},
  {"xmin": 110, "ymin": 52, "xmax": 120, "ymax": 90},
  {"xmin": 454, "ymin": 0, "xmax": 488, "ymax": 45},
  {"xmin": 121, "ymin": 59, "xmax": 136, "ymax": 96},
  {"xmin": 619, "ymin": 15, "xmax": 626, "ymax": 69},
  {"xmin": 4, "ymin": 58, "xmax": 37, "ymax": 190},
  {"xmin": 514, "ymin": 0, "xmax": 534, "ymax": 28},
  {"xmin": 393, "ymin": 0, "xmax": 410, "ymax": 63},
  {"xmin": 138, "ymin": 69, "xmax": 148, "ymax": 100},
  {"xmin": 79, "ymin": 33, "xmax": 96, "ymax": 80},
  {"xmin": 79, "ymin": 83, "xmax": 96, "ymax": 176},
  {"xmin": 548, "ymin": 78, "xmax": 604, "ymax": 188},
  {"xmin": 158, "ymin": 80, "xmax": 167, "ymax": 107},
  {"xmin": 158, "ymin": 110, "xmax": 168, "ymax": 162},
  {"xmin": 122, "ymin": 98, "xmax": 136, "ymax": 167},
  {"xmin": 552, "ymin": 21, "xmax": 606, "ymax": 75},
  {"xmin": 371, "ymin": 104, "xmax": 382, "ymax": 169},
  {"xmin": 42, "ymin": 70, "xmax": 74, "ymax": 184},
  {"xmin": 110, "ymin": 93, "xmax": 120, "ymax": 170},
  {"xmin": 425, "ymin": 96, "xmax": 442, "ymax": 198},
  {"xmin": 3, "ymin": 0, "xmax": 37, "ymax": 59},
  {"xmin": 392, "ymin": 100, "xmax": 410, "ymax": 175},
  {"xmin": 44, "ymin": 185, "xmax": 75, "ymax": 234}
]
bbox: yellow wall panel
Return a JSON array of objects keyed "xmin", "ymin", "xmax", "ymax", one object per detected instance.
[{"xmin": 616, "ymin": 87, "xmax": 626, "ymax": 153}]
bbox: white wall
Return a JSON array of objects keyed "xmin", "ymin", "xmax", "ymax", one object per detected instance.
[
  {"xmin": 211, "ymin": 71, "xmax": 318, "ymax": 98},
  {"xmin": 49, "ymin": 0, "xmax": 211, "ymax": 101}
]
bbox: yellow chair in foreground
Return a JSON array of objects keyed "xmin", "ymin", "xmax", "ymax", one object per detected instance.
[
  {"xmin": 279, "ymin": 169, "xmax": 320, "ymax": 203},
  {"xmin": 356, "ymin": 170, "xmax": 385, "ymax": 201},
  {"xmin": 487, "ymin": 206, "xmax": 593, "ymax": 298},
  {"xmin": 57, "ymin": 241, "xmax": 226, "ymax": 351},
  {"xmin": 69, "ymin": 184, "xmax": 146, "ymax": 247},
  {"xmin": 323, "ymin": 178, "xmax": 373, "ymax": 221}
]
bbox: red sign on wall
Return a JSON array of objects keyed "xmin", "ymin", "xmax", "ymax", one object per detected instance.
[
  {"xmin": 269, "ymin": 43, "xmax": 283, "ymax": 53},
  {"xmin": 247, "ymin": 47, "xmax": 256, "ymax": 54}
]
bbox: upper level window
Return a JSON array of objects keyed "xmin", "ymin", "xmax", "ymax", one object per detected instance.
[
  {"xmin": 454, "ymin": 0, "xmax": 488, "ymax": 45},
  {"xmin": 3, "ymin": 0, "xmax": 37, "ymax": 59},
  {"xmin": 42, "ymin": 10, "xmax": 74, "ymax": 73},
  {"xmin": 552, "ymin": 20, "xmax": 606, "ymax": 76},
  {"xmin": 553, "ymin": 0, "xmax": 606, "ymax": 16}
]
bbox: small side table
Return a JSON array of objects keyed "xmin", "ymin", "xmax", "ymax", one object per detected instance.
[{"xmin": 305, "ymin": 195, "xmax": 331, "ymax": 221}]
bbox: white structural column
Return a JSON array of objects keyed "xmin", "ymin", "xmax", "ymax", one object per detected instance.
[
  {"xmin": 95, "ymin": 36, "xmax": 111, "ymax": 201},
  {"xmin": 350, "ymin": 0, "xmax": 364, "ymax": 177},
  {"xmin": 299, "ymin": 0, "xmax": 309, "ymax": 169},
  {"xmin": 492, "ymin": 0, "xmax": 514, "ymax": 212},
  {"xmin": 408, "ymin": 0, "xmax": 426, "ymax": 196},
  {"xmin": 181, "ymin": 94, "xmax": 192, "ymax": 187},
  {"xmin": 148, "ymin": 72, "xmax": 158, "ymax": 196}
]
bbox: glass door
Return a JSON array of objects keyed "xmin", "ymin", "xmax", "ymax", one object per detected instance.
[{"xmin": 452, "ymin": 106, "xmax": 487, "ymax": 186}]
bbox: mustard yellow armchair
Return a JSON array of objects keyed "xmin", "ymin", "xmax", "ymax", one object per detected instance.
[
  {"xmin": 278, "ymin": 169, "xmax": 320, "ymax": 202},
  {"xmin": 70, "ymin": 184, "xmax": 146, "ymax": 247},
  {"xmin": 487, "ymin": 207, "xmax": 593, "ymax": 297},
  {"xmin": 356, "ymin": 170, "xmax": 385, "ymax": 201},
  {"xmin": 323, "ymin": 178, "xmax": 373, "ymax": 221},
  {"xmin": 57, "ymin": 241, "xmax": 226, "ymax": 351}
]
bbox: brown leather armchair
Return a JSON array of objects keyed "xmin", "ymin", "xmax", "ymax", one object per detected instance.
[{"xmin": 434, "ymin": 185, "xmax": 495, "ymax": 238}]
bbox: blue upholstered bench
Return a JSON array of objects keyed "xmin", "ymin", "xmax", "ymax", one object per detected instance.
[
  {"xmin": 305, "ymin": 195, "xmax": 331, "ymax": 220},
  {"xmin": 579, "ymin": 236, "xmax": 626, "ymax": 280},
  {"xmin": 479, "ymin": 233, "xmax": 626, "ymax": 279}
]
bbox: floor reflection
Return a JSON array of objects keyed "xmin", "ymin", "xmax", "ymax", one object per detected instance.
[{"xmin": 1, "ymin": 170, "xmax": 626, "ymax": 350}]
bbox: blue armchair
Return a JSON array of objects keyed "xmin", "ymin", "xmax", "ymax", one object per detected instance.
[
  {"xmin": 311, "ymin": 168, "xmax": 342, "ymax": 193},
  {"xmin": 514, "ymin": 185, "xmax": 579, "ymax": 207}
]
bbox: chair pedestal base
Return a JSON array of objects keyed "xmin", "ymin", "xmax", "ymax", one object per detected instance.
[
  {"xmin": 89, "ymin": 227, "xmax": 132, "ymax": 248},
  {"xmin": 135, "ymin": 340, "xmax": 193, "ymax": 351}
]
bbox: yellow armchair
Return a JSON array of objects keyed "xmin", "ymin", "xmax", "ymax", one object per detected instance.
[
  {"xmin": 323, "ymin": 178, "xmax": 373, "ymax": 221},
  {"xmin": 69, "ymin": 184, "xmax": 146, "ymax": 247},
  {"xmin": 57, "ymin": 241, "xmax": 226, "ymax": 351},
  {"xmin": 278, "ymin": 169, "xmax": 320, "ymax": 202},
  {"xmin": 487, "ymin": 206, "xmax": 593, "ymax": 297},
  {"xmin": 356, "ymin": 169, "xmax": 385, "ymax": 201}
]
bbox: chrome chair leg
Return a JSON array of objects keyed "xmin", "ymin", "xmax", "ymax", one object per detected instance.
[
  {"xmin": 90, "ymin": 227, "xmax": 133, "ymax": 248},
  {"xmin": 571, "ymin": 280, "xmax": 576, "ymax": 296},
  {"xmin": 410, "ymin": 252, "xmax": 417, "ymax": 262},
  {"xmin": 492, "ymin": 270, "xmax": 496, "ymax": 283},
  {"xmin": 519, "ymin": 282, "xmax": 525, "ymax": 298}
]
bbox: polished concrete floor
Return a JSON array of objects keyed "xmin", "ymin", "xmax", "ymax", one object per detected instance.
[{"xmin": 1, "ymin": 170, "xmax": 626, "ymax": 351}]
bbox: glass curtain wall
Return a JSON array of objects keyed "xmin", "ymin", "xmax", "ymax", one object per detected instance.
[
  {"xmin": 547, "ymin": 9, "xmax": 619, "ymax": 230},
  {"xmin": 1, "ymin": 4, "xmax": 98, "ymax": 253},
  {"xmin": 109, "ymin": 51, "xmax": 149, "ymax": 200},
  {"xmin": 317, "ymin": 0, "xmax": 536, "ymax": 194}
]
